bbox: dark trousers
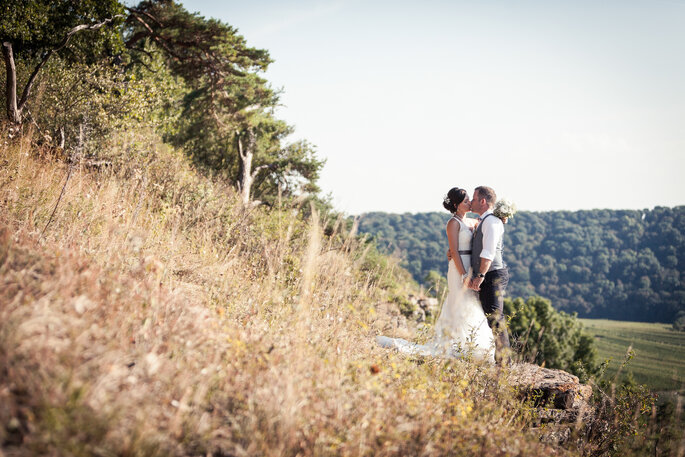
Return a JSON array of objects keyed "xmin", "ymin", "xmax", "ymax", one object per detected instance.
[{"xmin": 479, "ymin": 268, "xmax": 511, "ymax": 364}]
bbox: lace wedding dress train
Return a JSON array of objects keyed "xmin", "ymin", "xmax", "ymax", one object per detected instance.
[{"xmin": 376, "ymin": 217, "xmax": 495, "ymax": 362}]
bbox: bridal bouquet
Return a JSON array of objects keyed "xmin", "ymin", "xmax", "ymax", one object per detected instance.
[{"xmin": 493, "ymin": 198, "xmax": 517, "ymax": 223}]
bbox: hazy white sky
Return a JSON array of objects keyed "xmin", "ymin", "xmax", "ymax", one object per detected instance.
[{"xmin": 181, "ymin": 0, "xmax": 685, "ymax": 214}]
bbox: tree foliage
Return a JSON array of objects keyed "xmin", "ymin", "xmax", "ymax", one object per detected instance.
[
  {"xmin": 1, "ymin": 0, "xmax": 324, "ymax": 206},
  {"xmin": 357, "ymin": 208, "xmax": 685, "ymax": 323},
  {"xmin": 673, "ymin": 310, "xmax": 685, "ymax": 331},
  {"xmin": 504, "ymin": 296, "xmax": 598, "ymax": 380},
  {"xmin": 1, "ymin": 0, "xmax": 125, "ymax": 123},
  {"xmin": 122, "ymin": 0, "xmax": 323, "ymax": 203},
  {"xmin": 424, "ymin": 269, "xmax": 447, "ymax": 299},
  {"xmin": 0, "ymin": 0, "xmax": 124, "ymax": 59}
]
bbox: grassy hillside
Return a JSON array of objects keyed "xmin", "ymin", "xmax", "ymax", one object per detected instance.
[
  {"xmin": 580, "ymin": 319, "xmax": 685, "ymax": 392},
  {"xmin": 1, "ymin": 132, "xmax": 570, "ymax": 456}
]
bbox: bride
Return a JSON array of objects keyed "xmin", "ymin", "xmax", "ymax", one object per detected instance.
[{"xmin": 376, "ymin": 187, "xmax": 495, "ymax": 362}]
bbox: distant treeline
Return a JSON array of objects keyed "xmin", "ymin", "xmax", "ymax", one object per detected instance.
[{"xmin": 356, "ymin": 207, "xmax": 685, "ymax": 323}]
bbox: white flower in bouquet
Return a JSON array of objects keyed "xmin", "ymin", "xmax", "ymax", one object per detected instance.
[{"xmin": 493, "ymin": 198, "xmax": 517, "ymax": 223}]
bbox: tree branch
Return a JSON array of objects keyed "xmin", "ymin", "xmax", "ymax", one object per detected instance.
[
  {"xmin": 251, "ymin": 163, "xmax": 275, "ymax": 180},
  {"xmin": 125, "ymin": 6, "xmax": 165, "ymax": 28},
  {"xmin": 124, "ymin": 31, "xmax": 150, "ymax": 48},
  {"xmin": 237, "ymin": 135, "xmax": 246, "ymax": 159},
  {"xmin": 150, "ymin": 35, "xmax": 183, "ymax": 61},
  {"xmin": 41, "ymin": 163, "xmax": 73, "ymax": 238},
  {"xmin": 1, "ymin": 42, "xmax": 20, "ymax": 123},
  {"xmin": 247, "ymin": 128, "xmax": 256, "ymax": 149},
  {"xmin": 124, "ymin": 12, "xmax": 183, "ymax": 61},
  {"xmin": 129, "ymin": 13, "xmax": 156, "ymax": 36},
  {"xmin": 17, "ymin": 15, "xmax": 125, "ymax": 113}
]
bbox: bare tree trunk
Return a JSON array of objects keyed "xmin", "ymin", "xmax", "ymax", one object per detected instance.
[
  {"xmin": 2, "ymin": 42, "xmax": 21, "ymax": 124},
  {"xmin": 237, "ymin": 129, "xmax": 256, "ymax": 205},
  {"xmin": 58, "ymin": 127, "xmax": 65, "ymax": 149},
  {"xmin": 2, "ymin": 15, "xmax": 123, "ymax": 125},
  {"xmin": 78, "ymin": 123, "xmax": 85, "ymax": 154},
  {"xmin": 237, "ymin": 129, "xmax": 273, "ymax": 205}
]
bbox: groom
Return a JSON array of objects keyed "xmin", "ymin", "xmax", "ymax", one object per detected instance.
[{"xmin": 469, "ymin": 186, "xmax": 511, "ymax": 365}]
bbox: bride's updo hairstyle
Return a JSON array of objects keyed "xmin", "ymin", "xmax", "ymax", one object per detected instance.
[{"xmin": 443, "ymin": 187, "xmax": 466, "ymax": 213}]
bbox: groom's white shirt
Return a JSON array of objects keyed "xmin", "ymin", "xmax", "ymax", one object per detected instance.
[{"xmin": 479, "ymin": 209, "xmax": 504, "ymax": 262}]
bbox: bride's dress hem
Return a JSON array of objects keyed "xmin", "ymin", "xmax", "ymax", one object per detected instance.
[{"xmin": 376, "ymin": 335, "xmax": 495, "ymax": 362}]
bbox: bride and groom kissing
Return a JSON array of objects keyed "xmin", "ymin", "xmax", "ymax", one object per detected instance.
[{"xmin": 377, "ymin": 185, "xmax": 512, "ymax": 366}]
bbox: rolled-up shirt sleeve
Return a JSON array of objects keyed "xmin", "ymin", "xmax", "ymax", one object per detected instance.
[{"xmin": 480, "ymin": 216, "xmax": 503, "ymax": 261}]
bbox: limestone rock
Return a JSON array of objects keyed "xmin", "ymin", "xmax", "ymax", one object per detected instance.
[
  {"xmin": 417, "ymin": 297, "xmax": 439, "ymax": 312},
  {"xmin": 371, "ymin": 302, "xmax": 414, "ymax": 339},
  {"xmin": 509, "ymin": 363, "xmax": 592, "ymax": 411},
  {"xmin": 508, "ymin": 363, "xmax": 595, "ymax": 445}
]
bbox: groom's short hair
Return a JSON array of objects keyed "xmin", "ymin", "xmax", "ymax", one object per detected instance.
[{"xmin": 475, "ymin": 186, "xmax": 497, "ymax": 205}]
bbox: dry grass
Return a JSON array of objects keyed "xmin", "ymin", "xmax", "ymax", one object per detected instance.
[{"xmin": 1, "ymin": 128, "xmax": 562, "ymax": 456}]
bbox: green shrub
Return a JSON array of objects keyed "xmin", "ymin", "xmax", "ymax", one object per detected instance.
[
  {"xmin": 672, "ymin": 310, "xmax": 685, "ymax": 331},
  {"xmin": 505, "ymin": 296, "xmax": 598, "ymax": 381}
]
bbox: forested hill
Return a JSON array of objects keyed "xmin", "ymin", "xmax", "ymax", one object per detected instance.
[{"xmin": 357, "ymin": 207, "xmax": 685, "ymax": 323}]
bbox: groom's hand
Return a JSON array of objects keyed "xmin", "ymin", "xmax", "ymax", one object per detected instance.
[{"xmin": 469, "ymin": 276, "xmax": 484, "ymax": 291}]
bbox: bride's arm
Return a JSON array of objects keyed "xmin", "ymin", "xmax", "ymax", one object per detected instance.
[{"xmin": 446, "ymin": 219, "xmax": 467, "ymax": 276}]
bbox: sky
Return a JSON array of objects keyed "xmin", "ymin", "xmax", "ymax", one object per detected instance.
[{"xmin": 180, "ymin": 0, "xmax": 685, "ymax": 214}]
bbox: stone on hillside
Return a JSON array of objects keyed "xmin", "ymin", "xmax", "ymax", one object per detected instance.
[
  {"xmin": 418, "ymin": 297, "xmax": 439, "ymax": 313},
  {"xmin": 509, "ymin": 363, "xmax": 592, "ymax": 411},
  {"xmin": 508, "ymin": 363, "xmax": 595, "ymax": 446},
  {"xmin": 412, "ymin": 306, "xmax": 426, "ymax": 322},
  {"xmin": 371, "ymin": 302, "xmax": 414, "ymax": 339},
  {"xmin": 510, "ymin": 363, "xmax": 594, "ymax": 444}
]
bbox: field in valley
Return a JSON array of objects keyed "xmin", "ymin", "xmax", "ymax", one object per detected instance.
[{"xmin": 580, "ymin": 319, "xmax": 685, "ymax": 392}]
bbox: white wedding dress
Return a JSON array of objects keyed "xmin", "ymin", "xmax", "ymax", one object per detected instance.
[{"xmin": 376, "ymin": 216, "xmax": 495, "ymax": 362}]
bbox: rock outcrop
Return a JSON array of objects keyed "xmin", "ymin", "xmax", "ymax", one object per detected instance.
[
  {"xmin": 371, "ymin": 302, "xmax": 415, "ymax": 339},
  {"xmin": 375, "ymin": 299, "xmax": 596, "ymax": 445},
  {"xmin": 407, "ymin": 294, "xmax": 439, "ymax": 322},
  {"xmin": 509, "ymin": 363, "xmax": 594, "ymax": 445}
]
